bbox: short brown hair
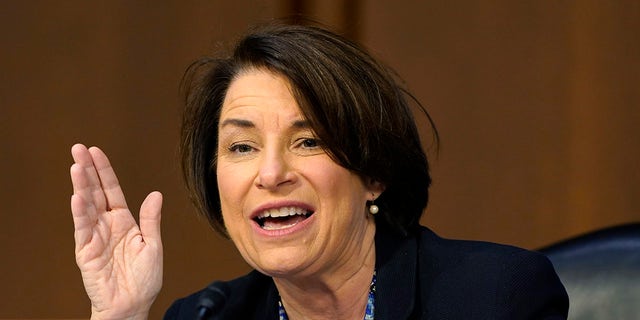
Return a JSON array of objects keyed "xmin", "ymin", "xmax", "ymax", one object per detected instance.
[{"xmin": 181, "ymin": 23, "xmax": 436, "ymax": 237}]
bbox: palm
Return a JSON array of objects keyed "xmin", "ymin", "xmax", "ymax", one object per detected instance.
[{"xmin": 70, "ymin": 144, "xmax": 163, "ymax": 319}]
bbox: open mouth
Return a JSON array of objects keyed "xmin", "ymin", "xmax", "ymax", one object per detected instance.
[{"xmin": 253, "ymin": 206, "xmax": 314, "ymax": 230}]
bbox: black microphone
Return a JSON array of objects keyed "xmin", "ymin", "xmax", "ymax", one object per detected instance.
[{"xmin": 196, "ymin": 281, "xmax": 230, "ymax": 320}]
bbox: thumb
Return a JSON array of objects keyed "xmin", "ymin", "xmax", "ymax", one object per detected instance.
[{"xmin": 139, "ymin": 191, "xmax": 163, "ymax": 244}]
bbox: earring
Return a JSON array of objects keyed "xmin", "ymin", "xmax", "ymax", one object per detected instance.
[
  {"xmin": 368, "ymin": 192, "xmax": 380, "ymax": 215},
  {"xmin": 369, "ymin": 203, "xmax": 379, "ymax": 215}
]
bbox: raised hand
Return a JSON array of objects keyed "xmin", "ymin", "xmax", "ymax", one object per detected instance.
[{"xmin": 70, "ymin": 144, "xmax": 163, "ymax": 320}]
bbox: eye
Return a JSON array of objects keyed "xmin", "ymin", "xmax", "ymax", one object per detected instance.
[
  {"xmin": 294, "ymin": 137, "xmax": 322, "ymax": 150},
  {"xmin": 229, "ymin": 143, "xmax": 254, "ymax": 154},
  {"xmin": 291, "ymin": 136, "xmax": 324, "ymax": 156},
  {"xmin": 300, "ymin": 138, "xmax": 319, "ymax": 149}
]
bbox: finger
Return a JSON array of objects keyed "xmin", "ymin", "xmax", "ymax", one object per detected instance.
[
  {"xmin": 70, "ymin": 193, "xmax": 97, "ymax": 250},
  {"xmin": 70, "ymin": 162, "xmax": 100, "ymax": 223},
  {"xmin": 87, "ymin": 146, "xmax": 129, "ymax": 211},
  {"xmin": 139, "ymin": 191, "xmax": 163, "ymax": 245},
  {"xmin": 71, "ymin": 144, "xmax": 107, "ymax": 211}
]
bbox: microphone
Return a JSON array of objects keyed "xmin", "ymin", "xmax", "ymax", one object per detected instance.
[{"xmin": 196, "ymin": 281, "xmax": 230, "ymax": 320}]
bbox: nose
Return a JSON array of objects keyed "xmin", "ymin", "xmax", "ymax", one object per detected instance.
[{"xmin": 254, "ymin": 148, "xmax": 296, "ymax": 190}]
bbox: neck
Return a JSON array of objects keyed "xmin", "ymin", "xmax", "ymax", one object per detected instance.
[{"xmin": 273, "ymin": 228, "xmax": 376, "ymax": 320}]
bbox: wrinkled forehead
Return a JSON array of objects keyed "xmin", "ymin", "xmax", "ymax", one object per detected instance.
[{"xmin": 219, "ymin": 68, "xmax": 307, "ymax": 127}]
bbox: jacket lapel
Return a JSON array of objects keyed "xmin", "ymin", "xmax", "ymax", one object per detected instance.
[{"xmin": 374, "ymin": 226, "xmax": 418, "ymax": 319}]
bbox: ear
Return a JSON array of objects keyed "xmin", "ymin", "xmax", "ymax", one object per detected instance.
[{"xmin": 365, "ymin": 178, "xmax": 385, "ymax": 200}]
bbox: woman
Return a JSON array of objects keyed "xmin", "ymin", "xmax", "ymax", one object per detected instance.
[{"xmin": 70, "ymin": 24, "xmax": 568, "ymax": 319}]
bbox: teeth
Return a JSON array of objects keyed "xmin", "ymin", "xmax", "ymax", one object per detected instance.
[
  {"xmin": 262, "ymin": 222, "xmax": 298, "ymax": 231},
  {"xmin": 257, "ymin": 207, "xmax": 308, "ymax": 219}
]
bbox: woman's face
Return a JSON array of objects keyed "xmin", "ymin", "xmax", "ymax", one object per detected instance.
[{"xmin": 216, "ymin": 69, "xmax": 380, "ymax": 278}]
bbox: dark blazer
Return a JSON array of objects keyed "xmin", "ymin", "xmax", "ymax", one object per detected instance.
[{"xmin": 164, "ymin": 225, "xmax": 569, "ymax": 319}]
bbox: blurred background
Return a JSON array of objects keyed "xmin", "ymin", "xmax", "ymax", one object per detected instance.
[{"xmin": 1, "ymin": 1, "xmax": 638, "ymax": 318}]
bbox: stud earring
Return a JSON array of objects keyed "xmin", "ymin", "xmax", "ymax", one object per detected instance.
[
  {"xmin": 368, "ymin": 192, "xmax": 380, "ymax": 215},
  {"xmin": 369, "ymin": 193, "xmax": 379, "ymax": 215},
  {"xmin": 369, "ymin": 203, "xmax": 379, "ymax": 215}
]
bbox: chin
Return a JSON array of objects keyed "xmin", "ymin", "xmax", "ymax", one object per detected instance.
[{"xmin": 251, "ymin": 250, "xmax": 315, "ymax": 278}]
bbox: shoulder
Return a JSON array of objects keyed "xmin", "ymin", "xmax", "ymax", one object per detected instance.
[
  {"xmin": 414, "ymin": 226, "xmax": 569, "ymax": 319},
  {"xmin": 163, "ymin": 270, "xmax": 278, "ymax": 320},
  {"xmin": 416, "ymin": 225, "xmax": 549, "ymax": 269}
]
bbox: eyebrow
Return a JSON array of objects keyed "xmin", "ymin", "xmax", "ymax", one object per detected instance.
[
  {"xmin": 219, "ymin": 118, "xmax": 255, "ymax": 128},
  {"xmin": 219, "ymin": 118, "xmax": 310, "ymax": 129},
  {"xmin": 292, "ymin": 119, "xmax": 310, "ymax": 128}
]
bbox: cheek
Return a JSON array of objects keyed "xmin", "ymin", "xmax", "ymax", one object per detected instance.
[
  {"xmin": 216, "ymin": 164, "xmax": 251, "ymax": 220},
  {"xmin": 217, "ymin": 176, "xmax": 248, "ymax": 243},
  {"xmin": 306, "ymin": 162, "xmax": 368, "ymax": 211}
]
